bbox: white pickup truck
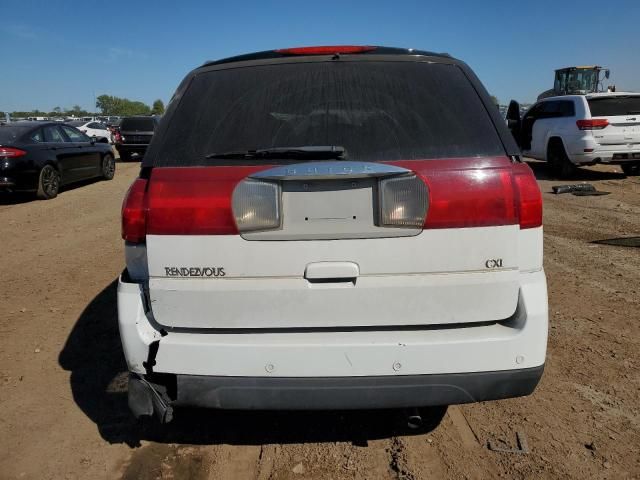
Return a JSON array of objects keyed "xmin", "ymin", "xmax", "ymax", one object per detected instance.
[{"xmin": 508, "ymin": 93, "xmax": 640, "ymax": 177}]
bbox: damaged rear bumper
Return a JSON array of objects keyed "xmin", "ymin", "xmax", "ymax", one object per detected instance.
[
  {"xmin": 118, "ymin": 270, "xmax": 547, "ymax": 420},
  {"xmin": 129, "ymin": 366, "xmax": 544, "ymax": 421}
]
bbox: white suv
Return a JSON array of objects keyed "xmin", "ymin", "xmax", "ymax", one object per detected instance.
[
  {"xmin": 66, "ymin": 120, "xmax": 112, "ymax": 143},
  {"xmin": 512, "ymin": 93, "xmax": 640, "ymax": 177},
  {"xmin": 118, "ymin": 46, "xmax": 547, "ymax": 423}
]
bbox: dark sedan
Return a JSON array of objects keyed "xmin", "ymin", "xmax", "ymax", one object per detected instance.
[{"xmin": 0, "ymin": 121, "xmax": 115, "ymax": 199}]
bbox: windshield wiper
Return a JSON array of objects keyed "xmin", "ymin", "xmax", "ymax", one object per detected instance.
[{"xmin": 205, "ymin": 145, "xmax": 347, "ymax": 160}]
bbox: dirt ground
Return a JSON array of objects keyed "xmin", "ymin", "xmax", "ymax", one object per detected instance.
[{"xmin": 0, "ymin": 158, "xmax": 639, "ymax": 479}]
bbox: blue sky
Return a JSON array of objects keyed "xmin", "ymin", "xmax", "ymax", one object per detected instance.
[{"xmin": 1, "ymin": 0, "xmax": 639, "ymax": 112}]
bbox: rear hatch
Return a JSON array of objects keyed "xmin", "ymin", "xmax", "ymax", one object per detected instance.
[
  {"xmin": 587, "ymin": 95, "xmax": 640, "ymax": 151},
  {"xmin": 125, "ymin": 53, "xmax": 541, "ymax": 330},
  {"xmin": 120, "ymin": 117, "xmax": 155, "ymax": 144}
]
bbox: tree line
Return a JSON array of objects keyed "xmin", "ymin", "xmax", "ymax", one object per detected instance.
[
  {"xmin": 2, "ymin": 95, "xmax": 164, "ymax": 119},
  {"xmin": 95, "ymin": 95, "xmax": 164, "ymax": 116}
]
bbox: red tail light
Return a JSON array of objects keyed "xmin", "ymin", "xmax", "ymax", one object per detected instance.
[
  {"xmin": 122, "ymin": 168, "xmax": 267, "ymax": 243},
  {"xmin": 576, "ymin": 119, "xmax": 608, "ymax": 130},
  {"xmin": 122, "ymin": 178, "xmax": 148, "ymax": 243},
  {"xmin": 0, "ymin": 147, "xmax": 27, "ymax": 158},
  {"xmin": 421, "ymin": 168, "xmax": 518, "ymax": 229},
  {"xmin": 122, "ymin": 158, "xmax": 542, "ymax": 244},
  {"xmin": 276, "ymin": 45, "xmax": 376, "ymax": 55},
  {"xmin": 395, "ymin": 158, "xmax": 541, "ymax": 230},
  {"xmin": 512, "ymin": 163, "xmax": 543, "ymax": 229},
  {"xmin": 145, "ymin": 167, "xmax": 267, "ymax": 236}
]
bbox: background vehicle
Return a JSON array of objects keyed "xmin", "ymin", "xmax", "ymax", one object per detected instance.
[
  {"xmin": 537, "ymin": 66, "xmax": 611, "ymax": 100},
  {"xmin": 115, "ymin": 116, "xmax": 159, "ymax": 161},
  {"xmin": 119, "ymin": 46, "xmax": 546, "ymax": 422},
  {"xmin": 0, "ymin": 121, "xmax": 115, "ymax": 199},
  {"xmin": 67, "ymin": 120, "xmax": 112, "ymax": 143},
  {"xmin": 105, "ymin": 118, "xmax": 122, "ymax": 144},
  {"xmin": 507, "ymin": 93, "xmax": 640, "ymax": 177}
]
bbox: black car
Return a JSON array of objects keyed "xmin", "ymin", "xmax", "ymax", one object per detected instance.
[
  {"xmin": 0, "ymin": 121, "xmax": 115, "ymax": 199},
  {"xmin": 115, "ymin": 116, "xmax": 160, "ymax": 161}
]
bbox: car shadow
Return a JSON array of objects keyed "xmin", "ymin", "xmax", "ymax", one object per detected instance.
[
  {"xmin": 0, "ymin": 178, "xmax": 106, "ymax": 205},
  {"xmin": 0, "ymin": 192, "xmax": 37, "ymax": 205},
  {"xmin": 115, "ymin": 152, "xmax": 144, "ymax": 163},
  {"xmin": 525, "ymin": 160, "xmax": 626, "ymax": 182},
  {"xmin": 591, "ymin": 236, "xmax": 640, "ymax": 248},
  {"xmin": 59, "ymin": 280, "xmax": 447, "ymax": 448}
]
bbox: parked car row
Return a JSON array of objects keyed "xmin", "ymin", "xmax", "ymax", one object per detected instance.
[
  {"xmin": 0, "ymin": 114, "xmax": 161, "ymax": 200},
  {"xmin": 13, "ymin": 115, "xmax": 122, "ymax": 124},
  {"xmin": 0, "ymin": 121, "xmax": 115, "ymax": 199}
]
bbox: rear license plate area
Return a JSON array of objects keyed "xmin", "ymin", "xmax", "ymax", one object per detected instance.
[
  {"xmin": 279, "ymin": 178, "xmax": 376, "ymax": 240},
  {"xmin": 287, "ymin": 178, "xmax": 374, "ymax": 224},
  {"xmin": 240, "ymin": 178, "xmax": 419, "ymax": 240}
]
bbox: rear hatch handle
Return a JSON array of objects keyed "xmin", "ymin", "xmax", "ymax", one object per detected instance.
[{"xmin": 304, "ymin": 261, "xmax": 359, "ymax": 286}]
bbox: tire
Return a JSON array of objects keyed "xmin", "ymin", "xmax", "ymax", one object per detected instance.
[
  {"xmin": 36, "ymin": 165, "xmax": 61, "ymax": 200},
  {"xmin": 547, "ymin": 140, "xmax": 576, "ymax": 178},
  {"xmin": 119, "ymin": 151, "xmax": 131, "ymax": 162},
  {"xmin": 102, "ymin": 153, "xmax": 116, "ymax": 180},
  {"xmin": 621, "ymin": 163, "xmax": 640, "ymax": 176}
]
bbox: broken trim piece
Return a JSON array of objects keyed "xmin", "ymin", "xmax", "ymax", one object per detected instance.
[
  {"xmin": 117, "ymin": 275, "xmax": 164, "ymax": 374},
  {"xmin": 143, "ymin": 340, "xmax": 160, "ymax": 375},
  {"xmin": 552, "ymin": 184, "xmax": 595, "ymax": 194},
  {"xmin": 128, "ymin": 374, "xmax": 174, "ymax": 423}
]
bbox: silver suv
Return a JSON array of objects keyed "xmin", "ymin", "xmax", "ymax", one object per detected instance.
[{"xmin": 118, "ymin": 46, "xmax": 547, "ymax": 423}]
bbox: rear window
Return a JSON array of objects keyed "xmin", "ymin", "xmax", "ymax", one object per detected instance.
[
  {"xmin": 153, "ymin": 61, "xmax": 504, "ymax": 166},
  {"xmin": 0, "ymin": 126, "xmax": 30, "ymax": 144},
  {"xmin": 121, "ymin": 117, "xmax": 156, "ymax": 131},
  {"xmin": 588, "ymin": 96, "xmax": 640, "ymax": 117}
]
